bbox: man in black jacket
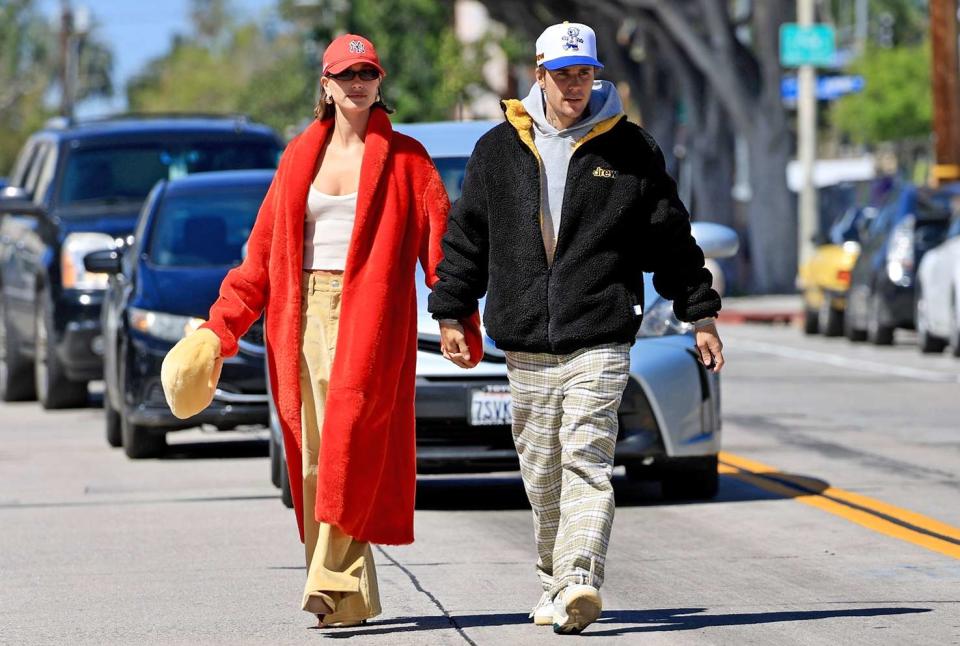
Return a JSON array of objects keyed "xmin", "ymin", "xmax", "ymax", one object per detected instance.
[{"xmin": 428, "ymin": 21, "xmax": 725, "ymax": 635}]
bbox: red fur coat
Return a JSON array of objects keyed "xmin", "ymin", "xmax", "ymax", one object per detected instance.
[{"xmin": 201, "ymin": 108, "xmax": 482, "ymax": 545}]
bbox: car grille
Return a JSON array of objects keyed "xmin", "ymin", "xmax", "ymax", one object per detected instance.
[
  {"xmin": 416, "ymin": 418, "xmax": 515, "ymax": 449},
  {"xmin": 242, "ymin": 317, "xmax": 264, "ymax": 348}
]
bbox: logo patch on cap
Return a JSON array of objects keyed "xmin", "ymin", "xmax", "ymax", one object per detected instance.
[
  {"xmin": 348, "ymin": 40, "xmax": 366, "ymax": 54},
  {"xmin": 562, "ymin": 26, "xmax": 584, "ymax": 51}
]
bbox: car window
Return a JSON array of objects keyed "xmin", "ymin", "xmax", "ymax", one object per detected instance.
[
  {"xmin": 433, "ymin": 156, "xmax": 470, "ymax": 202},
  {"xmin": 56, "ymin": 140, "xmax": 280, "ymax": 208},
  {"xmin": 8, "ymin": 139, "xmax": 39, "ymax": 187},
  {"xmin": 147, "ymin": 186, "xmax": 268, "ymax": 267},
  {"xmin": 22, "ymin": 141, "xmax": 52, "ymax": 196},
  {"xmin": 32, "ymin": 143, "xmax": 60, "ymax": 203}
]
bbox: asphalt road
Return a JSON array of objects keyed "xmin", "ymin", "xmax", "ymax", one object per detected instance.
[{"xmin": 1, "ymin": 322, "xmax": 958, "ymax": 645}]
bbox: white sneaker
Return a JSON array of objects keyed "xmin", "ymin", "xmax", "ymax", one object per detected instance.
[
  {"xmin": 552, "ymin": 584, "xmax": 602, "ymax": 634},
  {"xmin": 530, "ymin": 591, "xmax": 555, "ymax": 626}
]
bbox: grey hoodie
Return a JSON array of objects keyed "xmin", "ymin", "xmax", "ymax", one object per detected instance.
[{"xmin": 520, "ymin": 80, "xmax": 624, "ymax": 261}]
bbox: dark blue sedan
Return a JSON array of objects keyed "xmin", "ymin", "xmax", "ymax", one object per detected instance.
[{"xmin": 85, "ymin": 170, "xmax": 272, "ymax": 458}]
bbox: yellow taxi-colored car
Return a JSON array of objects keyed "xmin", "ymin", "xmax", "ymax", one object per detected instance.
[{"xmin": 799, "ymin": 240, "xmax": 862, "ymax": 336}]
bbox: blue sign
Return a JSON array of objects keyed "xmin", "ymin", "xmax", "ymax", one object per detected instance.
[
  {"xmin": 780, "ymin": 24, "xmax": 836, "ymax": 67},
  {"xmin": 781, "ymin": 75, "xmax": 865, "ymax": 102}
]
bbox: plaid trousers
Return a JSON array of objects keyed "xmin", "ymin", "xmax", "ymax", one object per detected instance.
[{"xmin": 505, "ymin": 342, "xmax": 630, "ymax": 597}]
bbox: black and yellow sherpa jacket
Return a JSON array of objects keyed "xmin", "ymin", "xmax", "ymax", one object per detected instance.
[{"xmin": 428, "ymin": 99, "xmax": 721, "ymax": 354}]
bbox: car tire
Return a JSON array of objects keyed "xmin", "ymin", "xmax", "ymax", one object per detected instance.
[
  {"xmin": 104, "ymin": 389, "xmax": 123, "ymax": 448},
  {"xmin": 803, "ymin": 308, "xmax": 819, "ymax": 335},
  {"xmin": 269, "ymin": 428, "xmax": 282, "ymax": 488},
  {"xmin": 0, "ymin": 295, "xmax": 37, "ymax": 401},
  {"xmin": 280, "ymin": 453, "xmax": 293, "ymax": 509},
  {"xmin": 866, "ymin": 294, "xmax": 894, "ymax": 346},
  {"xmin": 916, "ymin": 285, "xmax": 947, "ymax": 354},
  {"xmin": 120, "ymin": 414, "xmax": 166, "ymax": 459},
  {"xmin": 660, "ymin": 455, "xmax": 719, "ymax": 501},
  {"xmin": 34, "ymin": 291, "xmax": 88, "ymax": 409},
  {"xmin": 818, "ymin": 298, "xmax": 844, "ymax": 337},
  {"xmin": 843, "ymin": 296, "xmax": 867, "ymax": 342}
]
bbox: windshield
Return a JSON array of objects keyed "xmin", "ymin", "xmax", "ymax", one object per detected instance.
[
  {"xmin": 434, "ymin": 156, "xmax": 470, "ymax": 202},
  {"xmin": 148, "ymin": 186, "xmax": 268, "ymax": 267},
  {"xmin": 57, "ymin": 140, "xmax": 280, "ymax": 207}
]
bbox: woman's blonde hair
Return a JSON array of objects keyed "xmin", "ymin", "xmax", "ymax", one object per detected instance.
[{"xmin": 313, "ymin": 80, "xmax": 395, "ymax": 120}]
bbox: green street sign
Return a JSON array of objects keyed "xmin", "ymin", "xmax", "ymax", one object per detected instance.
[{"xmin": 780, "ymin": 23, "xmax": 836, "ymax": 67}]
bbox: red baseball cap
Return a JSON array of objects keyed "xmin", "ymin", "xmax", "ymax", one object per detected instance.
[{"xmin": 322, "ymin": 34, "xmax": 386, "ymax": 77}]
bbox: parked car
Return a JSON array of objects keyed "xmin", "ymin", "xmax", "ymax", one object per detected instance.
[
  {"xmin": 916, "ymin": 194, "xmax": 960, "ymax": 355},
  {"xmin": 0, "ymin": 115, "xmax": 282, "ymax": 408},
  {"xmin": 798, "ymin": 205, "xmax": 874, "ymax": 336},
  {"xmin": 845, "ymin": 182, "xmax": 953, "ymax": 344},
  {"xmin": 84, "ymin": 170, "xmax": 273, "ymax": 458},
  {"xmin": 269, "ymin": 120, "xmax": 739, "ymax": 507}
]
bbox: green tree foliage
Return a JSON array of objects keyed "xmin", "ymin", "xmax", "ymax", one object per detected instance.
[
  {"xmin": 129, "ymin": 0, "xmax": 484, "ymax": 132},
  {"xmin": 830, "ymin": 41, "xmax": 931, "ymax": 144},
  {"xmin": 0, "ymin": 0, "xmax": 54, "ymax": 173},
  {"xmin": 127, "ymin": 4, "xmax": 315, "ymax": 134}
]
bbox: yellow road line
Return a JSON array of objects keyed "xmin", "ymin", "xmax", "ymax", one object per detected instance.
[{"xmin": 718, "ymin": 451, "xmax": 960, "ymax": 560}]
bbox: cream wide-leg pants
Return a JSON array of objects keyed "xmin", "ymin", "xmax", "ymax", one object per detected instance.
[{"xmin": 298, "ymin": 270, "xmax": 381, "ymax": 623}]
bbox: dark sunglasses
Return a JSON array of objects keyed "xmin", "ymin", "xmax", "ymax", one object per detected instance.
[{"xmin": 327, "ymin": 68, "xmax": 380, "ymax": 81}]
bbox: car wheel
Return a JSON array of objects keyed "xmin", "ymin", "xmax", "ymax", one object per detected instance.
[
  {"xmin": 280, "ymin": 453, "xmax": 294, "ymax": 509},
  {"xmin": 843, "ymin": 295, "xmax": 867, "ymax": 342},
  {"xmin": 34, "ymin": 291, "xmax": 88, "ymax": 409},
  {"xmin": 916, "ymin": 285, "xmax": 947, "ymax": 354},
  {"xmin": 0, "ymin": 295, "xmax": 37, "ymax": 401},
  {"xmin": 104, "ymin": 389, "xmax": 123, "ymax": 448},
  {"xmin": 120, "ymin": 414, "xmax": 166, "ymax": 459},
  {"xmin": 818, "ymin": 298, "xmax": 844, "ymax": 337},
  {"xmin": 269, "ymin": 428, "xmax": 282, "ymax": 488},
  {"xmin": 866, "ymin": 294, "xmax": 894, "ymax": 346},
  {"xmin": 660, "ymin": 455, "xmax": 719, "ymax": 501},
  {"xmin": 802, "ymin": 308, "xmax": 819, "ymax": 335}
]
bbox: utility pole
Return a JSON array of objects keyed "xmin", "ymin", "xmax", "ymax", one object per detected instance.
[
  {"xmin": 930, "ymin": 0, "xmax": 960, "ymax": 187},
  {"xmin": 797, "ymin": 0, "xmax": 818, "ymax": 266},
  {"xmin": 59, "ymin": 0, "xmax": 74, "ymax": 118}
]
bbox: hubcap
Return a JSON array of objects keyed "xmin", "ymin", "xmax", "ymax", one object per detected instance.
[{"xmin": 35, "ymin": 305, "xmax": 48, "ymax": 400}]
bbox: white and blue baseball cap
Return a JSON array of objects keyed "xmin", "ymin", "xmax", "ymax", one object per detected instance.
[{"xmin": 535, "ymin": 22, "xmax": 604, "ymax": 70}]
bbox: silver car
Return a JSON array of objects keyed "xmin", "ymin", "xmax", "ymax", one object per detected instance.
[{"xmin": 269, "ymin": 121, "xmax": 738, "ymax": 505}]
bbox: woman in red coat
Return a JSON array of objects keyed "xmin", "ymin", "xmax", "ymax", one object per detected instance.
[{"xmin": 160, "ymin": 34, "xmax": 482, "ymax": 626}]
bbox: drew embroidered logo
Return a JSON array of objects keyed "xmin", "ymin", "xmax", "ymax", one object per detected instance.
[
  {"xmin": 592, "ymin": 166, "xmax": 618, "ymax": 179},
  {"xmin": 348, "ymin": 40, "xmax": 366, "ymax": 54},
  {"xmin": 562, "ymin": 26, "xmax": 584, "ymax": 51}
]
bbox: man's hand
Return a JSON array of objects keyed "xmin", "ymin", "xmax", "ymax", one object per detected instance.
[
  {"xmin": 695, "ymin": 322, "xmax": 725, "ymax": 373},
  {"xmin": 439, "ymin": 320, "xmax": 473, "ymax": 369}
]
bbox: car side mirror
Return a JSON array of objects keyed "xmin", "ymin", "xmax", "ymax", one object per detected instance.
[
  {"xmin": 691, "ymin": 222, "xmax": 740, "ymax": 259},
  {"xmin": 0, "ymin": 185, "xmax": 43, "ymax": 216},
  {"xmin": 83, "ymin": 248, "xmax": 123, "ymax": 275}
]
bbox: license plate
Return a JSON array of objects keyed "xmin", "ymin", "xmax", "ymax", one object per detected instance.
[{"xmin": 469, "ymin": 386, "xmax": 513, "ymax": 426}]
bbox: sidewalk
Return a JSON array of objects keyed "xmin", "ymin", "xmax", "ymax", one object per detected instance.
[{"xmin": 717, "ymin": 293, "xmax": 803, "ymax": 325}]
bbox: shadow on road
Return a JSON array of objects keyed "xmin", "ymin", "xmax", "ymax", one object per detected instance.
[
  {"xmin": 413, "ymin": 469, "xmax": 830, "ymax": 511},
  {"xmin": 160, "ymin": 437, "xmax": 269, "ymax": 460},
  {"xmin": 316, "ymin": 606, "xmax": 931, "ymax": 639}
]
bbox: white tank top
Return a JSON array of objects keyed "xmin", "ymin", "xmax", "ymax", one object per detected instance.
[{"xmin": 303, "ymin": 185, "xmax": 357, "ymax": 271}]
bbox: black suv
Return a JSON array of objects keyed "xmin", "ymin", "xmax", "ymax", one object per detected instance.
[{"xmin": 0, "ymin": 115, "xmax": 282, "ymax": 408}]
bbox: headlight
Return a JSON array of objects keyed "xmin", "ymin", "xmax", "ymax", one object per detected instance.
[
  {"xmin": 885, "ymin": 214, "xmax": 914, "ymax": 287},
  {"xmin": 636, "ymin": 298, "xmax": 693, "ymax": 338},
  {"xmin": 62, "ymin": 232, "xmax": 116, "ymax": 289},
  {"xmin": 129, "ymin": 308, "xmax": 205, "ymax": 343}
]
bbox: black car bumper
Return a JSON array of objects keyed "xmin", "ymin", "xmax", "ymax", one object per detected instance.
[
  {"xmin": 55, "ymin": 291, "xmax": 105, "ymax": 381},
  {"xmin": 412, "ymin": 374, "xmax": 663, "ymax": 473},
  {"xmin": 125, "ymin": 332, "xmax": 269, "ymax": 431},
  {"xmin": 875, "ymin": 281, "xmax": 916, "ymax": 329}
]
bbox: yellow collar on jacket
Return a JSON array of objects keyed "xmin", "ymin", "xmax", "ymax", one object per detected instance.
[{"xmin": 500, "ymin": 99, "xmax": 623, "ymax": 161}]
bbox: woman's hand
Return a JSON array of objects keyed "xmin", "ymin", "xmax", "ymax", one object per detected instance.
[
  {"xmin": 439, "ymin": 320, "xmax": 474, "ymax": 369},
  {"xmin": 160, "ymin": 327, "xmax": 224, "ymax": 418}
]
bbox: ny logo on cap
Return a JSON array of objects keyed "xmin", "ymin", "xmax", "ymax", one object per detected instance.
[
  {"xmin": 349, "ymin": 40, "xmax": 366, "ymax": 53},
  {"xmin": 562, "ymin": 26, "xmax": 583, "ymax": 51}
]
